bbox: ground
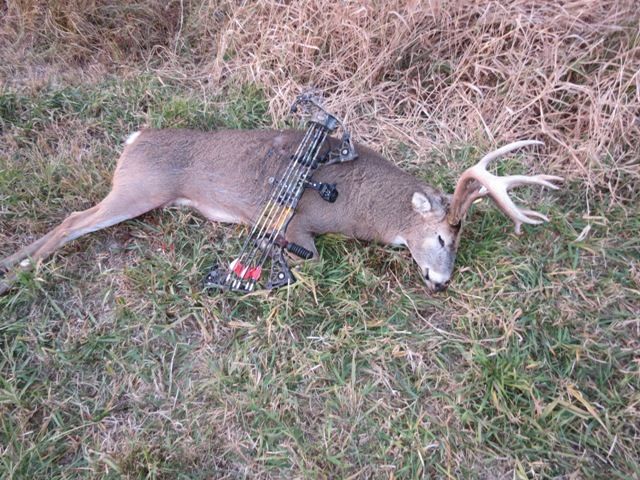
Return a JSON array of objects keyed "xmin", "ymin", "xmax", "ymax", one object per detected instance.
[{"xmin": 0, "ymin": 2, "xmax": 638, "ymax": 479}]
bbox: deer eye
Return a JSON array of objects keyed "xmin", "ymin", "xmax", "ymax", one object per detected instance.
[{"xmin": 438, "ymin": 235, "xmax": 445, "ymax": 247}]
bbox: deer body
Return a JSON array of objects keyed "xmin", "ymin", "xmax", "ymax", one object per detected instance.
[{"xmin": 0, "ymin": 128, "xmax": 561, "ymax": 295}]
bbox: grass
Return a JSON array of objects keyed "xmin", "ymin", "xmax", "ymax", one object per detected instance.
[
  {"xmin": 1, "ymin": 76, "xmax": 638, "ymax": 479},
  {"xmin": 1, "ymin": 1, "xmax": 639, "ymax": 478}
]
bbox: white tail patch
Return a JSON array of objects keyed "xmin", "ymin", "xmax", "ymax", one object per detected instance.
[{"xmin": 125, "ymin": 131, "xmax": 141, "ymax": 145}]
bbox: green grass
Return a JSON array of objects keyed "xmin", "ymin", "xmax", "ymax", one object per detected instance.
[{"xmin": 1, "ymin": 77, "xmax": 639, "ymax": 479}]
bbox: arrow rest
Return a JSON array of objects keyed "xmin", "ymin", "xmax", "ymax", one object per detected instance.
[{"xmin": 305, "ymin": 180, "xmax": 338, "ymax": 203}]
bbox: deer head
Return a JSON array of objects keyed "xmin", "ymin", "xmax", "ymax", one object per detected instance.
[{"xmin": 401, "ymin": 141, "xmax": 563, "ymax": 292}]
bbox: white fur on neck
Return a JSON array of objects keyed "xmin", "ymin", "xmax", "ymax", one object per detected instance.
[{"xmin": 390, "ymin": 235, "xmax": 407, "ymax": 246}]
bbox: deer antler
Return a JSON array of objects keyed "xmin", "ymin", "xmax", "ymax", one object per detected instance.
[{"xmin": 447, "ymin": 140, "xmax": 563, "ymax": 234}]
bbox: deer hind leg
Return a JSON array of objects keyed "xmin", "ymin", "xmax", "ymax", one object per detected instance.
[
  {"xmin": 0, "ymin": 188, "xmax": 167, "ymax": 275},
  {"xmin": 0, "ymin": 207, "xmax": 98, "ymax": 273}
]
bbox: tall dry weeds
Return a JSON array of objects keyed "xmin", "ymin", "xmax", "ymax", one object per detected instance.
[
  {"xmin": 2, "ymin": 0, "xmax": 639, "ymax": 206},
  {"xmin": 213, "ymin": 0, "xmax": 640, "ymax": 206}
]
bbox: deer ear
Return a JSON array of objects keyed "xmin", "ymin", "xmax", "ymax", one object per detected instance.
[{"xmin": 412, "ymin": 192, "xmax": 432, "ymax": 215}]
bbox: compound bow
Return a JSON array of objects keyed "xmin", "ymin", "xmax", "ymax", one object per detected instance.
[{"xmin": 204, "ymin": 93, "xmax": 358, "ymax": 292}]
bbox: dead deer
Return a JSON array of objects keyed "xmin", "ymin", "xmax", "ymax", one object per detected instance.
[{"xmin": 0, "ymin": 129, "xmax": 562, "ymax": 295}]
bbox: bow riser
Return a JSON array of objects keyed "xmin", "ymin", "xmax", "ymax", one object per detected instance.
[{"xmin": 204, "ymin": 94, "xmax": 358, "ymax": 292}]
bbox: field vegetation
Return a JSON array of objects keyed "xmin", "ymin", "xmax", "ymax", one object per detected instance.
[{"xmin": 1, "ymin": 1, "xmax": 638, "ymax": 478}]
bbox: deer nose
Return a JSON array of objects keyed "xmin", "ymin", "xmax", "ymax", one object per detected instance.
[
  {"xmin": 433, "ymin": 281, "xmax": 449, "ymax": 292},
  {"xmin": 424, "ymin": 269, "xmax": 450, "ymax": 292}
]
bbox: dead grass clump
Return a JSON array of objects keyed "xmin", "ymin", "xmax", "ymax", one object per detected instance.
[
  {"xmin": 212, "ymin": 0, "xmax": 639, "ymax": 205},
  {"xmin": 1, "ymin": 0, "xmax": 186, "ymax": 81}
]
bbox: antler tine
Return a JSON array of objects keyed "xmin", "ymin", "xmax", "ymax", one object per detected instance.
[
  {"xmin": 476, "ymin": 140, "xmax": 544, "ymax": 168},
  {"xmin": 448, "ymin": 140, "xmax": 563, "ymax": 234},
  {"xmin": 501, "ymin": 174, "xmax": 564, "ymax": 190}
]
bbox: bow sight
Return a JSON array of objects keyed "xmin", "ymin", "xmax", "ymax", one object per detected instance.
[{"xmin": 204, "ymin": 93, "xmax": 358, "ymax": 292}]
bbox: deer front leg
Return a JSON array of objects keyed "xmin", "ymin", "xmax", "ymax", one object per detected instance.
[{"xmin": 284, "ymin": 222, "xmax": 319, "ymax": 261}]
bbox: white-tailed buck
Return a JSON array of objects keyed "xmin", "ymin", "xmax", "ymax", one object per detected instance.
[{"xmin": 0, "ymin": 129, "xmax": 562, "ymax": 295}]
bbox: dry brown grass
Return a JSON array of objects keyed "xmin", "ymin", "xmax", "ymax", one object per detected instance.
[
  {"xmin": 217, "ymin": 0, "xmax": 640, "ymax": 205},
  {"xmin": 3, "ymin": 0, "xmax": 639, "ymax": 205}
]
